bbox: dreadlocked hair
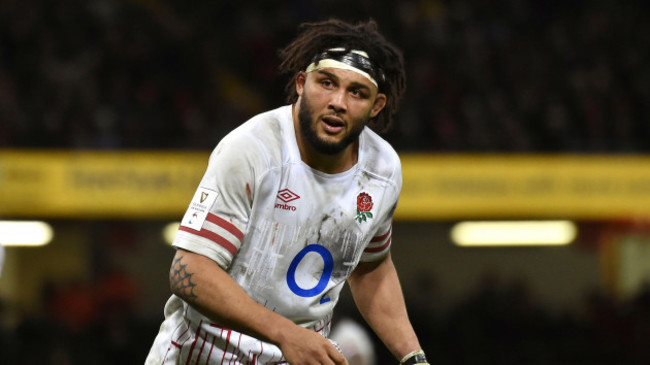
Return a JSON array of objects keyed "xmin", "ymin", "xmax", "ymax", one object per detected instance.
[{"xmin": 278, "ymin": 18, "xmax": 406, "ymax": 133}]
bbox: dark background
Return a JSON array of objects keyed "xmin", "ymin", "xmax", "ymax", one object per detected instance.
[{"xmin": 1, "ymin": 0, "xmax": 650, "ymax": 364}]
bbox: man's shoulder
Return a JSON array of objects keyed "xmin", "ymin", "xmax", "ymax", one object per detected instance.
[
  {"xmin": 209, "ymin": 106, "xmax": 291, "ymax": 168},
  {"xmin": 219, "ymin": 105, "xmax": 289, "ymax": 148},
  {"xmin": 232, "ymin": 105, "xmax": 291, "ymax": 138},
  {"xmin": 359, "ymin": 128, "xmax": 401, "ymax": 176}
]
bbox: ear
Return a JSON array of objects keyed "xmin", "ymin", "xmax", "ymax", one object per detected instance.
[
  {"xmin": 369, "ymin": 93, "xmax": 387, "ymax": 118},
  {"xmin": 295, "ymin": 72, "xmax": 306, "ymax": 96}
]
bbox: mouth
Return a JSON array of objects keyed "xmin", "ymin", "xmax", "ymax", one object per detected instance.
[{"xmin": 320, "ymin": 115, "xmax": 345, "ymax": 134}]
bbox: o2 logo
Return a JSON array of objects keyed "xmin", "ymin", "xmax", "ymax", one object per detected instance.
[{"xmin": 286, "ymin": 244, "xmax": 333, "ymax": 304}]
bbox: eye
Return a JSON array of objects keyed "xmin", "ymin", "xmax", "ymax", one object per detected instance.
[
  {"xmin": 350, "ymin": 88, "xmax": 367, "ymax": 98},
  {"xmin": 321, "ymin": 79, "xmax": 333, "ymax": 88}
]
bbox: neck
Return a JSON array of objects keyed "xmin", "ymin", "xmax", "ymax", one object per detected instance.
[{"xmin": 292, "ymin": 104, "xmax": 359, "ymax": 174}]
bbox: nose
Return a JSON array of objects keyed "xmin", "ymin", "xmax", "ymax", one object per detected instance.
[{"xmin": 328, "ymin": 89, "xmax": 347, "ymax": 114}]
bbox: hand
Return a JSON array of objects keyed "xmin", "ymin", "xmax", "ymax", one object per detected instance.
[{"xmin": 277, "ymin": 325, "xmax": 348, "ymax": 365}]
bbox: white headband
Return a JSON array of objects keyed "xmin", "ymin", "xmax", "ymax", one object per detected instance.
[{"xmin": 305, "ymin": 48, "xmax": 380, "ymax": 88}]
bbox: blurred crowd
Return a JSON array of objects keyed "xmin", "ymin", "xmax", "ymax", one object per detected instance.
[
  {"xmin": 407, "ymin": 273, "xmax": 650, "ymax": 365},
  {"xmin": 1, "ymin": 0, "xmax": 648, "ymax": 152},
  {"xmin": 0, "ymin": 271, "xmax": 154, "ymax": 364},
  {"xmin": 3, "ymin": 270, "xmax": 650, "ymax": 364}
]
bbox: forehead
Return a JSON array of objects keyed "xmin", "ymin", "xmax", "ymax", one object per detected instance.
[{"xmin": 310, "ymin": 67, "xmax": 377, "ymax": 91}]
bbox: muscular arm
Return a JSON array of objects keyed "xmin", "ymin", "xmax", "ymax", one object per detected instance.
[
  {"xmin": 347, "ymin": 253, "xmax": 422, "ymax": 361},
  {"xmin": 169, "ymin": 248, "xmax": 347, "ymax": 364}
]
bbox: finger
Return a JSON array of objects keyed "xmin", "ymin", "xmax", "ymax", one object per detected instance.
[
  {"xmin": 336, "ymin": 356, "xmax": 350, "ymax": 365},
  {"xmin": 326, "ymin": 340, "xmax": 347, "ymax": 365},
  {"xmin": 329, "ymin": 348, "xmax": 347, "ymax": 365}
]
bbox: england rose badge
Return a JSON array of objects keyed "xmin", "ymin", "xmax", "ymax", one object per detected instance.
[{"xmin": 356, "ymin": 192, "xmax": 374, "ymax": 223}]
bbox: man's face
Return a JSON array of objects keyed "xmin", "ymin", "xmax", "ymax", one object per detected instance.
[{"xmin": 296, "ymin": 68, "xmax": 386, "ymax": 155}]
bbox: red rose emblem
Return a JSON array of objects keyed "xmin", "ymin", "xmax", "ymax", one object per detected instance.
[
  {"xmin": 357, "ymin": 192, "xmax": 373, "ymax": 212},
  {"xmin": 356, "ymin": 193, "xmax": 374, "ymax": 223}
]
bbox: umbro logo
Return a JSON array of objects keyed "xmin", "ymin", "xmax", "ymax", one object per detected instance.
[
  {"xmin": 277, "ymin": 189, "xmax": 300, "ymax": 203},
  {"xmin": 275, "ymin": 188, "xmax": 299, "ymax": 211}
]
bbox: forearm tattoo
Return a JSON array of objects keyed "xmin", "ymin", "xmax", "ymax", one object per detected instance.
[{"xmin": 170, "ymin": 256, "xmax": 198, "ymax": 302}]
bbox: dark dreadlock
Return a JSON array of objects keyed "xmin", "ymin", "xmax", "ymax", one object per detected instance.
[{"xmin": 278, "ymin": 19, "xmax": 406, "ymax": 133}]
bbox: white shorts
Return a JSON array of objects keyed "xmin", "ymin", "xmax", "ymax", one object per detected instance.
[{"xmin": 145, "ymin": 296, "xmax": 287, "ymax": 365}]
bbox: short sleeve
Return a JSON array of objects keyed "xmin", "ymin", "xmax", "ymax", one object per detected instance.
[
  {"xmin": 360, "ymin": 163, "xmax": 402, "ymax": 262},
  {"xmin": 360, "ymin": 205, "xmax": 394, "ymax": 262},
  {"xmin": 173, "ymin": 133, "xmax": 263, "ymax": 269}
]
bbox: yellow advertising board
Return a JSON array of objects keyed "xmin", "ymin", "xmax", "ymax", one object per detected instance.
[
  {"xmin": 398, "ymin": 154, "xmax": 650, "ymax": 220},
  {"xmin": 0, "ymin": 150, "xmax": 207, "ymax": 219},
  {"xmin": 1, "ymin": 150, "xmax": 650, "ymax": 220}
]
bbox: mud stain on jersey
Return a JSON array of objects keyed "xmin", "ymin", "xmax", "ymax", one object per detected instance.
[
  {"xmin": 316, "ymin": 214, "xmax": 332, "ymax": 243},
  {"xmin": 270, "ymin": 222, "xmax": 280, "ymax": 246},
  {"xmin": 316, "ymin": 225, "xmax": 363, "ymax": 280},
  {"xmin": 232, "ymin": 217, "xmax": 366, "ymax": 295},
  {"xmin": 246, "ymin": 182, "xmax": 252, "ymax": 201}
]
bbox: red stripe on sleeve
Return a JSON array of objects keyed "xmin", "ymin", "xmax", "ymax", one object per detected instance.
[
  {"xmin": 364, "ymin": 237, "xmax": 392, "ymax": 253},
  {"xmin": 178, "ymin": 226, "xmax": 238, "ymax": 256},
  {"xmin": 370, "ymin": 228, "xmax": 391, "ymax": 243},
  {"xmin": 206, "ymin": 213, "xmax": 245, "ymax": 241}
]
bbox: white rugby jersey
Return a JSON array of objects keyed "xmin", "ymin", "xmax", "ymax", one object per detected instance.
[{"xmin": 147, "ymin": 105, "xmax": 402, "ymax": 364}]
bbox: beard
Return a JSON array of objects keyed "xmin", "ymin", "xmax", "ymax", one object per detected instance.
[{"xmin": 297, "ymin": 93, "xmax": 367, "ymax": 155}]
